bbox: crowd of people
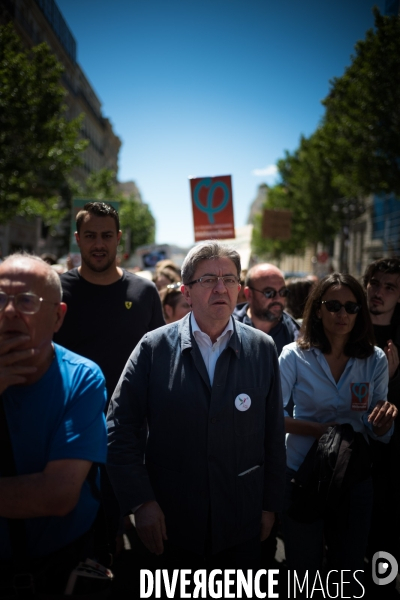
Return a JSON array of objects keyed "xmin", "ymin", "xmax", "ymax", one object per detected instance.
[{"xmin": 0, "ymin": 201, "xmax": 399, "ymax": 599}]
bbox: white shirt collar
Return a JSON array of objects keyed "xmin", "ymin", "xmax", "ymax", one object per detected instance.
[{"xmin": 190, "ymin": 312, "xmax": 234, "ymax": 343}]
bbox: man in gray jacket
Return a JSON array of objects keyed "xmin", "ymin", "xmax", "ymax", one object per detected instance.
[{"xmin": 107, "ymin": 241, "xmax": 285, "ymax": 570}]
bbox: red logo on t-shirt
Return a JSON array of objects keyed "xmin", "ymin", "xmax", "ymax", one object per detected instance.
[{"xmin": 350, "ymin": 382, "xmax": 369, "ymax": 411}]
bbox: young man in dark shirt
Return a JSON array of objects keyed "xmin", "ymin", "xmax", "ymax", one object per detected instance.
[
  {"xmin": 364, "ymin": 258, "xmax": 400, "ymax": 401},
  {"xmin": 54, "ymin": 202, "xmax": 164, "ymax": 401},
  {"xmin": 53, "ymin": 202, "xmax": 164, "ymax": 561},
  {"xmin": 363, "ymin": 258, "xmax": 400, "ymax": 595}
]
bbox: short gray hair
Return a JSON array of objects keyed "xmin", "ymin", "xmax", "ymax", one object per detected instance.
[
  {"xmin": 181, "ymin": 241, "xmax": 241, "ymax": 284},
  {"xmin": 1, "ymin": 253, "xmax": 62, "ymax": 301}
]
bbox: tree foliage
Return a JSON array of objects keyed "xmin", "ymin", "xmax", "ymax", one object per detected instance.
[
  {"xmin": 252, "ymin": 132, "xmax": 345, "ymax": 258},
  {"xmin": 119, "ymin": 197, "xmax": 156, "ymax": 253},
  {"xmin": 322, "ymin": 8, "xmax": 400, "ymax": 197},
  {"xmin": 252, "ymin": 9, "xmax": 400, "ymax": 257},
  {"xmin": 73, "ymin": 168, "xmax": 155, "ymax": 253},
  {"xmin": 0, "ymin": 23, "xmax": 86, "ymax": 224}
]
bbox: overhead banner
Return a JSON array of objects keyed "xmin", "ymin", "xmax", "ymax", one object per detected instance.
[
  {"xmin": 189, "ymin": 175, "xmax": 235, "ymax": 241},
  {"xmin": 262, "ymin": 209, "xmax": 292, "ymax": 240}
]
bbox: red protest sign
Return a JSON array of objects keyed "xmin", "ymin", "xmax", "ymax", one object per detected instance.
[{"xmin": 189, "ymin": 175, "xmax": 235, "ymax": 241}]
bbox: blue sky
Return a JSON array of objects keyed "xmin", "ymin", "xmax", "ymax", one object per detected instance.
[{"xmin": 56, "ymin": 0, "xmax": 386, "ymax": 248}]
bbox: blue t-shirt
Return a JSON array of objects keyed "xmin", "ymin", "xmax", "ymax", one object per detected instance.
[{"xmin": 0, "ymin": 344, "xmax": 107, "ymax": 559}]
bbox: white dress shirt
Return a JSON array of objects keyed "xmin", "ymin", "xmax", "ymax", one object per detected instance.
[{"xmin": 191, "ymin": 312, "xmax": 234, "ymax": 385}]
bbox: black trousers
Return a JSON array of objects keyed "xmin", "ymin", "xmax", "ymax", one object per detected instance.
[
  {"xmin": 157, "ymin": 535, "xmax": 260, "ymax": 571},
  {"xmin": 146, "ymin": 536, "xmax": 261, "ymax": 600}
]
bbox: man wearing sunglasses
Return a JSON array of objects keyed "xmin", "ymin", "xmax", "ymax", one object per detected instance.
[
  {"xmin": 233, "ymin": 263, "xmax": 300, "ymax": 567},
  {"xmin": 363, "ymin": 258, "xmax": 400, "ymax": 593},
  {"xmin": 0, "ymin": 254, "xmax": 107, "ymax": 594},
  {"xmin": 233, "ymin": 263, "xmax": 300, "ymax": 356}
]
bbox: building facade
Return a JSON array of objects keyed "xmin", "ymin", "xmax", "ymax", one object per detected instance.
[
  {"xmin": 1, "ymin": 0, "xmax": 121, "ymax": 255},
  {"xmin": 333, "ymin": 195, "xmax": 400, "ymax": 278}
]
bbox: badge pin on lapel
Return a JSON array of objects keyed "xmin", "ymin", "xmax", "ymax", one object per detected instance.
[
  {"xmin": 125, "ymin": 301, "xmax": 132, "ymax": 309},
  {"xmin": 235, "ymin": 394, "xmax": 251, "ymax": 411}
]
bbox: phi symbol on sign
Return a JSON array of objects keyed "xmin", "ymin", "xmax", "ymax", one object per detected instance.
[
  {"xmin": 352, "ymin": 383, "xmax": 369, "ymax": 402},
  {"xmin": 193, "ymin": 178, "xmax": 230, "ymax": 224}
]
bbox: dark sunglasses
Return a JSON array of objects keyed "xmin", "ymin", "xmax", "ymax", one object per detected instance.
[
  {"xmin": 321, "ymin": 300, "xmax": 361, "ymax": 315},
  {"xmin": 248, "ymin": 286, "xmax": 288, "ymax": 299}
]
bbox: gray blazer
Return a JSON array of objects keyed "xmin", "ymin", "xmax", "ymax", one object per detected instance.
[{"xmin": 106, "ymin": 313, "xmax": 286, "ymax": 554}]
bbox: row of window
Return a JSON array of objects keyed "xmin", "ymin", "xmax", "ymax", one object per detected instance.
[{"xmin": 34, "ymin": 0, "xmax": 76, "ymax": 62}]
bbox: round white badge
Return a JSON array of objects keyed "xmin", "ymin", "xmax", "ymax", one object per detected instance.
[{"xmin": 235, "ymin": 393, "xmax": 251, "ymax": 412}]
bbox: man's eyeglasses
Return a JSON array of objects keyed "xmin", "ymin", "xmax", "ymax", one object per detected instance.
[
  {"xmin": 0, "ymin": 292, "xmax": 59, "ymax": 315},
  {"xmin": 321, "ymin": 300, "xmax": 361, "ymax": 315},
  {"xmin": 248, "ymin": 286, "xmax": 288, "ymax": 299},
  {"xmin": 185, "ymin": 276, "xmax": 239, "ymax": 289}
]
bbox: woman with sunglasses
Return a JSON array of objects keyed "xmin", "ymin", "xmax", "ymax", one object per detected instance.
[{"xmin": 279, "ymin": 272, "xmax": 397, "ymax": 593}]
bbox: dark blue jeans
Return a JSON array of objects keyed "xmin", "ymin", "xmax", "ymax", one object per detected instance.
[{"xmin": 282, "ymin": 468, "xmax": 373, "ymax": 597}]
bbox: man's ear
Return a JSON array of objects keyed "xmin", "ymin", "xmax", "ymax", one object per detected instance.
[
  {"xmin": 117, "ymin": 230, "xmax": 122, "ymax": 243},
  {"xmin": 54, "ymin": 302, "xmax": 67, "ymax": 333},
  {"xmin": 74, "ymin": 231, "xmax": 80, "ymax": 247},
  {"xmin": 181, "ymin": 284, "xmax": 192, "ymax": 306}
]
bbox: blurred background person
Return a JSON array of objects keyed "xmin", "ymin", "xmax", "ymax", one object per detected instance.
[
  {"xmin": 40, "ymin": 252, "xmax": 58, "ymax": 265},
  {"xmin": 153, "ymin": 259, "xmax": 181, "ymax": 291},
  {"xmin": 159, "ymin": 283, "xmax": 191, "ymax": 323},
  {"xmin": 237, "ymin": 269, "xmax": 247, "ymax": 304},
  {"xmin": 285, "ymin": 277, "xmax": 315, "ymax": 324}
]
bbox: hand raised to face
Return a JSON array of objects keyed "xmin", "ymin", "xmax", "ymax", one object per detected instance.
[{"xmin": 0, "ymin": 333, "xmax": 38, "ymax": 394}]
